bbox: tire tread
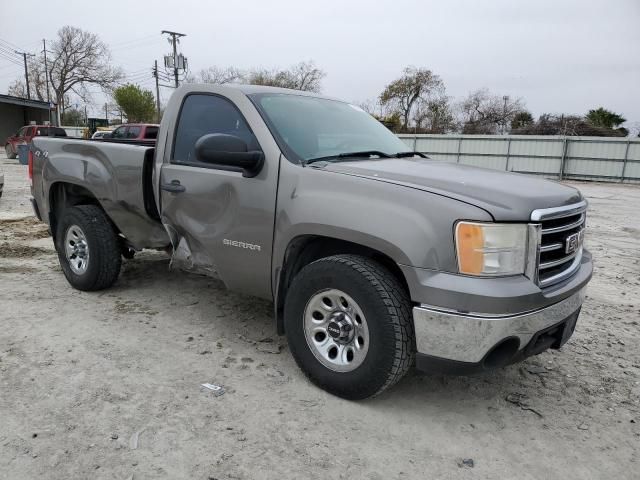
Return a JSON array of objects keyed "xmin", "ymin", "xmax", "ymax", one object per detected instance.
[
  {"xmin": 56, "ymin": 205, "xmax": 122, "ymax": 291},
  {"xmin": 287, "ymin": 254, "xmax": 415, "ymax": 398}
]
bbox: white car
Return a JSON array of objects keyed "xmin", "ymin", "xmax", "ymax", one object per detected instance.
[{"xmin": 91, "ymin": 131, "xmax": 112, "ymax": 139}]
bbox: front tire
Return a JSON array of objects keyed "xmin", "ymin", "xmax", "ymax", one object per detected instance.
[
  {"xmin": 284, "ymin": 254, "xmax": 415, "ymax": 400},
  {"xmin": 5, "ymin": 144, "xmax": 16, "ymax": 159},
  {"xmin": 55, "ymin": 205, "xmax": 122, "ymax": 291}
]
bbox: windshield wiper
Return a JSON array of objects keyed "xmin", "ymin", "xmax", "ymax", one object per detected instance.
[
  {"xmin": 305, "ymin": 150, "xmax": 392, "ymax": 165},
  {"xmin": 393, "ymin": 151, "xmax": 427, "ymax": 158}
]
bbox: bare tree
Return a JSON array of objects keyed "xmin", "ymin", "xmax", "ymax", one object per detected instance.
[
  {"xmin": 379, "ymin": 67, "xmax": 445, "ymax": 131},
  {"xmin": 514, "ymin": 114, "xmax": 626, "ymax": 137},
  {"xmin": 247, "ymin": 61, "xmax": 325, "ymax": 92},
  {"xmin": 7, "ymin": 57, "xmax": 48, "ymax": 101},
  {"xmin": 186, "ymin": 61, "xmax": 325, "ymax": 92},
  {"xmin": 459, "ymin": 89, "xmax": 524, "ymax": 134},
  {"xmin": 47, "ymin": 26, "xmax": 123, "ymax": 123},
  {"xmin": 412, "ymin": 97, "xmax": 456, "ymax": 133},
  {"xmin": 283, "ymin": 61, "xmax": 325, "ymax": 92},
  {"xmin": 188, "ymin": 66, "xmax": 244, "ymax": 84},
  {"xmin": 358, "ymin": 98, "xmax": 382, "ymax": 116}
]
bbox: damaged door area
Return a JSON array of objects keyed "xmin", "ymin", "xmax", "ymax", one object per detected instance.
[
  {"xmin": 163, "ymin": 222, "xmax": 219, "ymax": 277},
  {"xmin": 157, "ymin": 92, "xmax": 278, "ymax": 299}
]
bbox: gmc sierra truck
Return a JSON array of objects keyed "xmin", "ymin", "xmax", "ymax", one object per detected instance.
[{"xmin": 29, "ymin": 84, "xmax": 592, "ymax": 399}]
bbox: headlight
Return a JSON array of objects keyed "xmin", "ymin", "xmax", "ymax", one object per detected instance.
[{"xmin": 455, "ymin": 222, "xmax": 528, "ymax": 276}]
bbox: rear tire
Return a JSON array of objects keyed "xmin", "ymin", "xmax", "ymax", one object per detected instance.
[
  {"xmin": 284, "ymin": 254, "xmax": 415, "ymax": 400},
  {"xmin": 5, "ymin": 144, "xmax": 16, "ymax": 159},
  {"xmin": 55, "ymin": 205, "xmax": 122, "ymax": 291}
]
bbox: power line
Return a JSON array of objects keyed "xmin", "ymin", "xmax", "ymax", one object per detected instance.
[
  {"xmin": 0, "ymin": 45, "xmax": 21, "ymax": 58},
  {"xmin": 0, "ymin": 46, "xmax": 22, "ymax": 61},
  {"xmin": 0, "ymin": 37, "xmax": 27, "ymax": 53},
  {"xmin": 0, "ymin": 51, "xmax": 22, "ymax": 67}
]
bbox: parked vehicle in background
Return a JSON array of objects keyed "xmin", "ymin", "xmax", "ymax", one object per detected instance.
[
  {"xmin": 91, "ymin": 130, "xmax": 112, "ymax": 139},
  {"xmin": 29, "ymin": 84, "xmax": 592, "ymax": 399},
  {"xmin": 4, "ymin": 125, "xmax": 67, "ymax": 159},
  {"xmin": 62, "ymin": 126, "xmax": 85, "ymax": 138},
  {"xmin": 109, "ymin": 123, "xmax": 159, "ymax": 141}
]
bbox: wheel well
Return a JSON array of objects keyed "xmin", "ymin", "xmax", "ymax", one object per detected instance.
[
  {"xmin": 48, "ymin": 182, "xmax": 103, "ymax": 242},
  {"xmin": 275, "ymin": 235, "xmax": 410, "ymax": 334}
]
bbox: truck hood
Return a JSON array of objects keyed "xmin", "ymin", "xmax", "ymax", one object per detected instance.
[{"xmin": 319, "ymin": 158, "xmax": 583, "ymax": 221}]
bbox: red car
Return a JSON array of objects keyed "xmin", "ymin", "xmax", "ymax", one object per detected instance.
[
  {"xmin": 108, "ymin": 123, "xmax": 159, "ymax": 141},
  {"xmin": 5, "ymin": 125, "xmax": 67, "ymax": 159}
]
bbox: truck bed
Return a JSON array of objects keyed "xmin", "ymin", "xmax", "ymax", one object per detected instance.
[{"xmin": 30, "ymin": 137, "xmax": 169, "ymax": 249}]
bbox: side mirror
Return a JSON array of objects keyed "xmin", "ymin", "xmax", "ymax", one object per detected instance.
[{"xmin": 194, "ymin": 133, "xmax": 264, "ymax": 178}]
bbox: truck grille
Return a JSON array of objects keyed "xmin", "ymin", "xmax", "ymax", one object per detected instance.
[{"xmin": 531, "ymin": 201, "xmax": 587, "ymax": 288}]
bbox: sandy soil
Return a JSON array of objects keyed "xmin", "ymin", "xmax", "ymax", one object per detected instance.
[{"xmin": 0, "ymin": 153, "xmax": 638, "ymax": 479}]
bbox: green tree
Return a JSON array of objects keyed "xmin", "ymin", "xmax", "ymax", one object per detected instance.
[
  {"xmin": 586, "ymin": 107, "xmax": 626, "ymax": 129},
  {"xmin": 379, "ymin": 67, "xmax": 445, "ymax": 130},
  {"xmin": 63, "ymin": 108, "xmax": 85, "ymax": 126},
  {"xmin": 511, "ymin": 111, "xmax": 534, "ymax": 131},
  {"xmin": 113, "ymin": 84, "xmax": 156, "ymax": 123}
]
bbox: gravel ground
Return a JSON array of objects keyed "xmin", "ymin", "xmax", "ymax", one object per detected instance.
[{"xmin": 0, "ymin": 152, "xmax": 638, "ymax": 479}]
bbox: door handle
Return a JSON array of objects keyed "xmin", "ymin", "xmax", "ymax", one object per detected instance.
[{"xmin": 161, "ymin": 180, "xmax": 186, "ymax": 193}]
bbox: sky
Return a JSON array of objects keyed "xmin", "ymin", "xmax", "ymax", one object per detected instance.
[{"xmin": 0, "ymin": 0, "xmax": 638, "ymax": 129}]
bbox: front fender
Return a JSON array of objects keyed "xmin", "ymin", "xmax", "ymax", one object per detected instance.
[{"xmin": 273, "ymin": 161, "xmax": 492, "ymax": 284}]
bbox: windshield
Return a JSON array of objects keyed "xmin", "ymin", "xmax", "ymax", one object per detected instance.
[{"xmin": 250, "ymin": 93, "xmax": 408, "ymax": 163}]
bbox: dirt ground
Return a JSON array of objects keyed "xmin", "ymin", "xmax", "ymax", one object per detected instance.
[{"xmin": 0, "ymin": 152, "xmax": 638, "ymax": 480}]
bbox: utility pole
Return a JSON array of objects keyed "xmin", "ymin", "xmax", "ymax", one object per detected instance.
[
  {"xmin": 15, "ymin": 50, "xmax": 35, "ymax": 99},
  {"xmin": 42, "ymin": 39, "xmax": 52, "ymax": 125},
  {"xmin": 502, "ymin": 95, "xmax": 509, "ymax": 135},
  {"xmin": 153, "ymin": 60, "xmax": 161, "ymax": 122},
  {"xmin": 161, "ymin": 30, "xmax": 186, "ymax": 88},
  {"xmin": 105, "ymin": 103, "xmax": 108, "ymax": 125}
]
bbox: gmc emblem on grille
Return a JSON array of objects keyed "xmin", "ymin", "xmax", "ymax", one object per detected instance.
[{"xmin": 565, "ymin": 229, "xmax": 585, "ymax": 254}]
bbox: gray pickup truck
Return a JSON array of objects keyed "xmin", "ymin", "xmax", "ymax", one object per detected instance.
[{"xmin": 29, "ymin": 84, "xmax": 592, "ymax": 399}]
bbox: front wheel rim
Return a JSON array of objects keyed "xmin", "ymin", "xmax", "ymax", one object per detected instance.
[
  {"xmin": 303, "ymin": 288, "xmax": 370, "ymax": 373},
  {"xmin": 64, "ymin": 224, "xmax": 90, "ymax": 275}
]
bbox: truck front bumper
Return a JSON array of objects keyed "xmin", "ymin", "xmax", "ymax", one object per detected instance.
[{"xmin": 413, "ymin": 287, "xmax": 586, "ymax": 375}]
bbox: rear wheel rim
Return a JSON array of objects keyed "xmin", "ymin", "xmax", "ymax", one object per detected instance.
[
  {"xmin": 64, "ymin": 224, "xmax": 90, "ymax": 275},
  {"xmin": 303, "ymin": 288, "xmax": 370, "ymax": 373}
]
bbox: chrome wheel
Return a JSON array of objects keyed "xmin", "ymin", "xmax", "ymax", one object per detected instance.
[
  {"xmin": 64, "ymin": 224, "xmax": 90, "ymax": 275},
  {"xmin": 303, "ymin": 288, "xmax": 369, "ymax": 372}
]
